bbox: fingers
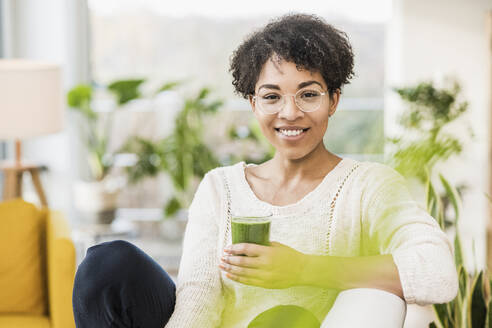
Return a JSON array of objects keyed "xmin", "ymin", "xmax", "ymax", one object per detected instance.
[
  {"xmin": 224, "ymin": 272, "xmax": 268, "ymax": 288},
  {"xmin": 224, "ymin": 243, "xmax": 268, "ymax": 257},
  {"xmin": 222, "ymin": 253, "xmax": 262, "ymax": 268},
  {"xmin": 219, "ymin": 261, "xmax": 260, "ymax": 278}
]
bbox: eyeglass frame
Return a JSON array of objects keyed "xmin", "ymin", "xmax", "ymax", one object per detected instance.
[{"xmin": 251, "ymin": 87, "xmax": 332, "ymax": 115}]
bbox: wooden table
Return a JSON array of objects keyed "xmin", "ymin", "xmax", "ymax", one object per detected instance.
[{"xmin": 1, "ymin": 162, "xmax": 48, "ymax": 206}]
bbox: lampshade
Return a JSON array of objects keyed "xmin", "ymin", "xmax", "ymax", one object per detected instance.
[{"xmin": 0, "ymin": 59, "xmax": 63, "ymax": 140}]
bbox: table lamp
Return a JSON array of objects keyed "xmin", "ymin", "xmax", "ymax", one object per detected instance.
[{"xmin": 0, "ymin": 59, "xmax": 63, "ymax": 206}]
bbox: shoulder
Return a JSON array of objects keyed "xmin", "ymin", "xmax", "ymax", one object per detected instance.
[
  {"xmin": 352, "ymin": 161, "xmax": 415, "ymax": 208},
  {"xmin": 198, "ymin": 162, "xmax": 246, "ymax": 192},
  {"xmin": 204, "ymin": 162, "xmax": 245, "ymax": 181},
  {"xmin": 347, "ymin": 160, "xmax": 409, "ymax": 200},
  {"xmin": 353, "ymin": 160, "xmax": 406, "ymax": 184}
]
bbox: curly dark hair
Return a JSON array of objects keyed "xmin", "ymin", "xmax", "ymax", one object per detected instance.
[{"xmin": 229, "ymin": 13, "xmax": 355, "ymax": 99}]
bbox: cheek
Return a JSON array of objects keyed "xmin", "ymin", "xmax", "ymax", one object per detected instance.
[
  {"xmin": 317, "ymin": 118, "xmax": 329, "ymax": 134},
  {"xmin": 306, "ymin": 113, "xmax": 328, "ymax": 136},
  {"xmin": 254, "ymin": 113, "xmax": 275, "ymax": 134}
]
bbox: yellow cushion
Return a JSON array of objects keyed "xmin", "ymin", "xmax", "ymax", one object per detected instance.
[
  {"xmin": 0, "ymin": 199, "xmax": 48, "ymax": 315},
  {"xmin": 0, "ymin": 315, "xmax": 50, "ymax": 328}
]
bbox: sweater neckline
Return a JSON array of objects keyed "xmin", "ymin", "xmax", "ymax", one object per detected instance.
[{"xmin": 237, "ymin": 157, "xmax": 351, "ymax": 214}]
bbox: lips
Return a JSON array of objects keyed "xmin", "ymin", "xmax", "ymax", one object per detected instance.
[
  {"xmin": 274, "ymin": 127, "xmax": 310, "ymax": 138},
  {"xmin": 275, "ymin": 127, "xmax": 309, "ymax": 134},
  {"xmin": 274, "ymin": 126, "xmax": 309, "ymax": 131}
]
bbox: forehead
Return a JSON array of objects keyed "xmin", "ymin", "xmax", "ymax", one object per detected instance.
[{"xmin": 256, "ymin": 57, "xmax": 325, "ymax": 90}]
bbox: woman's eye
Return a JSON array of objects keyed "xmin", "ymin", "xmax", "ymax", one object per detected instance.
[
  {"xmin": 301, "ymin": 91, "xmax": 320, "ymax": 98},
  {"xmin": 262, "ymin": 94, "xmax": 280, "ymax": 100}
]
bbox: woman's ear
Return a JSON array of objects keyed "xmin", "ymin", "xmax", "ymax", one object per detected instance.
[
  {"xmin": 248, "ymin": 95, "xmax": 256, "ymax": 112},
  {"xmin": 329, "ymin": 89, "xmax": 341, "ymax": 117}
]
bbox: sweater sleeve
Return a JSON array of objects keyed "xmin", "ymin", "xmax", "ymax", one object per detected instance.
[
  {"xmin": 165, "ymin": 171, "xmax": 224, "ymax": 328},
  {"xmin": 361, "ymin": 163, "xmax": 458, "ymax": 306}
]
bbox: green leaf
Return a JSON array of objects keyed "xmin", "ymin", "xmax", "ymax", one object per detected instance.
[
  {"xmin": 198, "ymin": 87, "xmax": 210, "ymax": 100},
  {"xmin": 165, "ymin": 196, "xmax": 182, "ymax": 217},
  {"xmin": 488, "ymin": 286, "xmax": 492, "ymax": 327},
  {"xmin": 434, "ymin": 302, "xmax": 451, "ymax": 328},
  {"xmin": 67, "ymin": 84, "xmax": 98, "ymax": 120},
  {"xmin": 455, "ymin": 233, "xmax": 464, "ymax": 268},
  {"xmin": 425, "ymin": 174, "xmax": 445, "ymax": 229},
  {"xmin": 454, "ymin": 294, "xmax": 463, "ymax": 328},
  {"xmin": 121, "ymin": 136, "xmax": 165, "ymax": 184},
  {"xmin": 458, "ymin": 265, "xmax": 468, "ymax": 301},
  {"xmin": 107, "ymin": 79, "xmax": 145, "ymax": 105},
  {"xmin": 446, "ymin": 301, "xmax": 455, "ymax": 328},
  {"xmin": 470, "ymin": 271, "xmax": 487, "ymax": 328},
  {"xmin": 120, "ymin": 87, "xmax": 222, "ymax": 211},
  {"xmin": 67, "ymin": 84, "xmax": 92, "ymax": 108},
  {"xmin": 156, "ymin": 80, "xmax": 182, "ymax": 94},
  {"xmin": 387, "ymin": 80, "xmax": 471, "ymax": 183},
  {"xmin": 449, "ymin": 296, "xmax": 461, "ymax": 328},
  {"xmin": 428, "ymin": 323, "xmax": 438, "ymax": 328},
  {"xmin": 439, "ymin": 173, "xmax": 461, "ymax": 224}
]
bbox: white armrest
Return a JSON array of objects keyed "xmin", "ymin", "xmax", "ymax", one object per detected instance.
[{"xmin": 321, "ymin": 288, "xmax": 407, "ymax": 328}]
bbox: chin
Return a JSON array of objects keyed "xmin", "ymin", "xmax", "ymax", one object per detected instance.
[{"xmin": 278, "ymin": 148, "xmax": 311, "ymax": 161}]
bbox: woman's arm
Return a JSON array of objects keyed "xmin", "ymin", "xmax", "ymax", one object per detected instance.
[
  {"xmin": 357, "ymin": 163, "xmax": 458, "ymax": 305},
  {"xmin": 221, "ymin": 163, "xmax": 458, "ymax": 305},
  {"xmin": 165, "ymin": 172, "xmax": 224, "ymax": 328},
  {"xmin": 298, "ymin": 253, "xmax": 403, "ymax": 299},
  {"xmin": 298, "ymin": 163, "xmax": 458, "ymax": 304}
]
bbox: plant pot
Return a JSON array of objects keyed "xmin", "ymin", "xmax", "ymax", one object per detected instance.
[{"xmin": 73, "ymin": 179, "xmax": 122, "ymax": 224}]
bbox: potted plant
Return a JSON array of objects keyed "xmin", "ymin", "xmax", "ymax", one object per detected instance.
[
  {"xmin": 120, "ymin": 87, "xmax": 223, "ymax": 239},
  {"xmin": 426, "ymin": 170, "xmax": 492, "ymax": 328},
  {"xmin": 386, "ymin": 79, "xmax": 474, "ymax": 227},
  {"xmin": 383, "ymin": 78, "xmax": 491, "ymax": 327},
  {"xmin": 68, "ymin": 79, "xmax": 178, "ymax": 223}
]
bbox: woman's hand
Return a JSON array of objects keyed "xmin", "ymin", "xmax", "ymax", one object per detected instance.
[{"xmin": 219, "ymin": 241, "xmax": 307, "ymax": 289}]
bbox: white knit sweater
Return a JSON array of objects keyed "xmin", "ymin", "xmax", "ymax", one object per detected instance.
[{"xmin": 164, "ymin": 157, "xmax": 458, "ymax": 328}]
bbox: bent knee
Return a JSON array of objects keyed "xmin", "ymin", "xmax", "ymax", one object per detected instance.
[
  {"xmin": 87, "ymin": 239, "xmax": 139, "ymax": 258},
  {"xmin": 75, "ymin": 240, "xmax": 145, "ymax": 284}
]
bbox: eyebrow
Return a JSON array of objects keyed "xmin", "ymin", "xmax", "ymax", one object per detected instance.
[{"xmin": 257, "ymin": 80, "xmax": 324, "ymax": 92}]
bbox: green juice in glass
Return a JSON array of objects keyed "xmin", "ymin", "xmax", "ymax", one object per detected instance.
[{"xmin": 231, "ymin": 216, "xmax": 271, "ymax": 247}]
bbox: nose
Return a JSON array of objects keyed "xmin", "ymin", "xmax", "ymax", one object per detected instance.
[{"xmin": 278, "ymin": 95, "xmax": 304, "ymax": 121}]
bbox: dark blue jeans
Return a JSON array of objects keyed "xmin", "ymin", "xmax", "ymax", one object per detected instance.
[
  {"xmin": 72, "ymin": 240, "xmax": 320, "ymax": 328},
  {"xmin": 72, "ymin": 240, "xmax": 176, "ymax": 328}
]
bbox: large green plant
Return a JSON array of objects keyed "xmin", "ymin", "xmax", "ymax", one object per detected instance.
[
  {"xmin": 67, "ymin": 79, "xmax": 177, "ymax": 181},
  {"xmin": 386, "ymin": 80, "xmax": 473, "ymax": 183},
  {"xmin": 121, "ymin": 87, "xmax": 223, "ymax": 217},
  {"xmin": 382, "ymin": 79, "xmax": 488, "ymax": 326},
  {"xmin": 426, "ymin": 170, "xmax": 492, "ymax": 328}
]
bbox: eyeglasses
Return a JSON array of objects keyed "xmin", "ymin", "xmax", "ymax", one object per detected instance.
[{"xmin": 252, "ymin": 87, "xmax": 329, "ymax": 115}]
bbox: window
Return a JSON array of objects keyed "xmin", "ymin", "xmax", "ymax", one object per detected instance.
[{"xmin": 88, "ymin": 0, "xmax": 389, "ymax": 161}]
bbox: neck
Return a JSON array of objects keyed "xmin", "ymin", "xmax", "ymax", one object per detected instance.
[{"xmin": 269, "ymin": 142, "xmax": 340, "ymax": 181}]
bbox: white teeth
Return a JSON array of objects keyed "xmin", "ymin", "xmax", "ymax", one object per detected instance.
[{"xmin": 279, "ymin": 129, "xmax": 304, "ymax": 136}]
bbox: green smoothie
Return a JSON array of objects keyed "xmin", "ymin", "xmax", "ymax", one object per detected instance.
[{"xmin": 231, "ymin": 216, "xmax": 271, "ymax": 246}]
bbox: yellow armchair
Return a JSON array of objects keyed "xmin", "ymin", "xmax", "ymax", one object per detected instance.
[{"xmin": 0, "ymin": 199, "xmax": 76, "ymax": 328}]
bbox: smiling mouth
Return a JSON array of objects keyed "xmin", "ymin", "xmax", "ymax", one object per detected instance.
[{"xmin": 274, "ymin": 127, "xmax": 310, "ymax": 137}]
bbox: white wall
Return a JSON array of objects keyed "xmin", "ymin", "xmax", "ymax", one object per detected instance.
[
  {"xmin": 386, "ymin": 0, "xmax": 491, "ymax": 272},
  {"xmin": 3, "ymin": 0, "xmax": 90, "ymax": 215},
  {"xmin": 386, "ymin": 0, "xmax": 492, "ymax": 326}
]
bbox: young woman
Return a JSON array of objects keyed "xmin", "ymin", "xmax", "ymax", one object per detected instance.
[{"xmin": 73, "ymin": 14, "xmax": 458, "ymax": 328}]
